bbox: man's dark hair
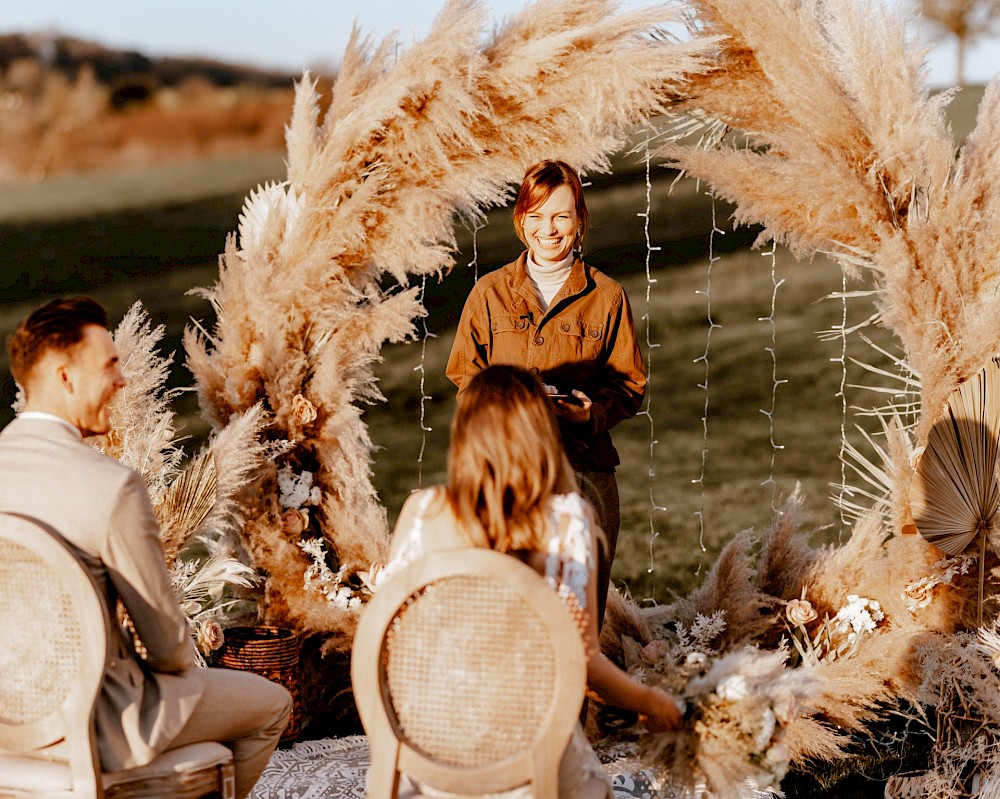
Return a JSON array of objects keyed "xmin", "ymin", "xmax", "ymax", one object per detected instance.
[{"xmin": 7, "ymin": 296, "xmax": 109, "ymax": 387}]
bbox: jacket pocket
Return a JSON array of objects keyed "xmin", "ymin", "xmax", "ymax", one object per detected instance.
[
  {"xmin": 490, "ymin": 313, "xmax": 532, "ymax": 334},
  {"xmin": 555, "ymin": 318, "xmax": 604, "ymax": 359},
  {"xmin": 486, "ymin": 313, "xmax": 532, "ymax": 361}
]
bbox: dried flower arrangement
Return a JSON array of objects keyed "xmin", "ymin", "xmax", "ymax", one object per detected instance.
[
  {"xmin": 591, "ymin": 0, "xmax": 1000, "ymax": 792},
  {"xmin": 615, "ymin": 610, "xmax": 817, "ymax": 797},
  {"xmin": 183, "ymin": 0, "xmax": 717, "ymax": 653},
  {"xmin": 599, "ymin": 492, "xmax": 960, "ymax": 795}
]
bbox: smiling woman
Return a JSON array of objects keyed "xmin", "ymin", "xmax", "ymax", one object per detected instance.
[{"xmin": 445, "ymin": 159, "xmax": 647, "ymax": 628}]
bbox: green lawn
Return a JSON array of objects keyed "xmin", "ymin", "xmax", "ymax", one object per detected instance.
[{"xmin": 366, "ymin": 244, "xmax": 898, "ymax": 604}]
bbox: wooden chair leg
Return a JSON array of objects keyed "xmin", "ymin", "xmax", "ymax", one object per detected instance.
[
  {"xmin": 221, "ymin": 761, "xmax": 236, "ymax": 799},
  {"xmin": 365, "ymin": 743, "xmax": 402, "ymax": 799}
]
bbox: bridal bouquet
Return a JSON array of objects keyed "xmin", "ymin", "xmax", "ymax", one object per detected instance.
[{"xmin": 624, "ymin": 633, "xmax": 819, "ymax": 798}]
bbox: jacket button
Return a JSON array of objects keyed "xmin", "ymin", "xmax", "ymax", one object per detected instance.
[
  {"xmin": 491, "ymin": 322, "xmax": 498, "ymax": 332},
  {"xmin": 561, "ymin": 323, "xmax": 570, "ymax": 332},
  {"xmin": 534, "ymin": 335, "xmax": 544, "ymax": 345},
  {"xmin": 529, "ymin": 367, "xmax": 539, "ymax": 375},
  {"xmin": 590, "ymin": 330, "xmax": 600, "ymax": 338}
]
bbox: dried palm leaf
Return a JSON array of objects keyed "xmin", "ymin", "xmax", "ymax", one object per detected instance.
[
  {"xmin": 911, "ymin": 358, "xmax": 1000, "ymax": 624},
  {"xmin": 155, "ymin": 452, "xmax": 217, "ymax": 567},
  {"xmin": 911, "ymin": 359, "xmax": 1000, "ymax": 556}
]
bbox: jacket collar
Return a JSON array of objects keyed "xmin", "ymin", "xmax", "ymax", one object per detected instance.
[
  {"xmin": 4, "ymin": 414, "xmax": 87, "ymax": 445},
  {"xmin": 509, "ymin": 251, "xmax": 590, "ymax": 317}
]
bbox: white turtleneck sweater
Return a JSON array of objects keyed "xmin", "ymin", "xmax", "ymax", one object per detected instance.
[{"xmin": 526, "ymin": 252, "xmax": 574, "ymax": 311}]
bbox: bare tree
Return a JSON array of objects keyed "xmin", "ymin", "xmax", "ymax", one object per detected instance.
[{"xmin": 916, "ymin": 0, "xmax": 1000, "ymax": 86}]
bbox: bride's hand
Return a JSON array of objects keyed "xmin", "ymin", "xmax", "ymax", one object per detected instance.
[{"xmin": 639, "ymin": 686, "xmax": 684, "ymax": 732}]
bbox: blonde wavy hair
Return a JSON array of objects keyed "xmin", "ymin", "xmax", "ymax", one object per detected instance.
[{"xmin": 446, "ymin": 365, "xmax": 577, "ymax": 552}]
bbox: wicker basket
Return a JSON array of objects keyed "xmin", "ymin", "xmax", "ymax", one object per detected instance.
[{"xmin": 216, "ymin": 626, "xmax": 302, "ymax": 742}]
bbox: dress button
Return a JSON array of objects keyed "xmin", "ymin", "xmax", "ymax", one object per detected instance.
[
  {"xmin": 561, "ymin": 323, "xmax": 570, "ymax": 332},
  {"xmin": 534, "ymin": 335, "xmax": 544, "ymax": 345}
]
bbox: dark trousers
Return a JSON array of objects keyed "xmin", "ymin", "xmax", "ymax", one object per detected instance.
[{"xmin": 575, "ymin": 469, "xmax": 620, "ymax": 630}]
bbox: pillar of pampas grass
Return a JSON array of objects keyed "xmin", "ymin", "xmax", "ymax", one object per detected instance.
[
  {"xmin": 184, "ymin": 0, "xmax": 717, "ymax": 654},
  {"xmin": 611, "ymin": 0, "xmax": 1000, "ymax": 787}
]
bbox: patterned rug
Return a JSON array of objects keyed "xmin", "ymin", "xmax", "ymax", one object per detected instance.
[{"xmin": 251, "ymin": 736, "xmax": 668, "ymax": 799}]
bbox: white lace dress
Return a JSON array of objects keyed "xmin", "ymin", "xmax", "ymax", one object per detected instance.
[{"xmin": 381, "ymin": 490, "xmax": 611, "ymax": 799}]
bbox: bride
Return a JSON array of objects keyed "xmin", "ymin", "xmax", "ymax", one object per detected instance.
[{"xmin": 383, "ymin": 364, "xmax": 681, "ymax": 798}]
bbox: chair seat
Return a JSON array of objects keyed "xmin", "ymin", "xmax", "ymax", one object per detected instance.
[{"xmin": 0, "ymin": 741, "xmax": 232, "ymax": 796}]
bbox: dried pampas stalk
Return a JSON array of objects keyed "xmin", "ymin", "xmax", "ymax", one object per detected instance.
[
  {"xmin": 196, "ymin": 405, "xmax": 269, "ymax": 555},
  {"xmin": 89, "ymin": 303, "xmax": 267, "ymax": 650},
  {"xmin": 186, "ymin": 0, "xmax": 717, "ymax": 649},
  {"xmin": 94, "ymin": 301, "xmax": 184, "ymax": 501},
  {"xmin": 653, "ymin": 526, "xmax": 777, "ymax": 650}
]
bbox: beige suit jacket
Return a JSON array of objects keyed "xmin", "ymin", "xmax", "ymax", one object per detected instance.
[{"xmin": 0, "ymin": 416, "xmax": 204, "ymax": 771}]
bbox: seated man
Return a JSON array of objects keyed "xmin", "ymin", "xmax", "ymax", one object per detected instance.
[{"xmin": 0, "ymin": 296, "xmax": 291, "ymax": 799}]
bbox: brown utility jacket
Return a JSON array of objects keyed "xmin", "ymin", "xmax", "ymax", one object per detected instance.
[{"xmin": 446, "ymin": 253, "xmax": 646, "ymax": 471}]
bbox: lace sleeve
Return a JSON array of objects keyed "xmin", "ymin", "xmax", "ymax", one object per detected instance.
[
  {"xmin": 379, "ymin": 490, "xmax": 436, "ymax": 586},
  {"xmin": 543, "ymin": 493, "xmax": 595, "ymax": 610}
]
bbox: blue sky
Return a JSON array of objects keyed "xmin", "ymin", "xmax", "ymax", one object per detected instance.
[{"xmin": 2, "ymin": 0, "xmax": 997, "ymax": 88}]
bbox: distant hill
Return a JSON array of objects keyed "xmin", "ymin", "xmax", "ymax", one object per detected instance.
[
  {"xmin": 0, "ymin": 32, "xmax": 328, "ymax": 180},
  {"xmin": 0, "ymin": 32, "xmax": 299, "ymax": 93}
]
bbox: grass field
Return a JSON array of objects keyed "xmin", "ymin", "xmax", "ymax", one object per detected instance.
[{"xmin": 367, "ymin": 244, "xmax": 898, "ymax": 603}]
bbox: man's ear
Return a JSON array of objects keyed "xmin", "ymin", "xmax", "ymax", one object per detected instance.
[{"xmin": 55, "ymin": 360, "xmax": 74, "ymax": 392}]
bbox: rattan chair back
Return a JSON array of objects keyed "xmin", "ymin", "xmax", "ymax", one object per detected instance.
[
  {"xmin": 0, "ymin": 512, "xmax": 107, "ymax": 796},
  {"xmin": 0, "ymin": 512, "xmax": 234, "ymax": 799},
  {"xmin": 352, "ymin": 547, "xmax": 586, "ymax": 799}
]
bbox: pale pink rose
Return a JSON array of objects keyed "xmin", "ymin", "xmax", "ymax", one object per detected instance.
[
  {"xmin": 902, "ymin": 580, "xmax": 935, "ymax": 610},
  {"xmin": 291, "ymin": 393, "xmax": 318, "ymax": 426},
  {"xmin": 640, "ymin": 639, "xmax": 670, "ymax": 665},
  {"xmin": 773, "ymin": 693, "xmax": 800, "ymax": 726},
  {"xmin": 786, "ymin": 598, "xmax": 818, "ymax": 626},
  {"xmin": 197, "ymin": 621, "xmax": 225, "ymax": 653},
  {"xmin": 281, "ymin": 507, "xmax": 310, "ymax": 536},
  {"xmin": 764, "ymin": 741, "xmax": 790, "ymax": 765}
]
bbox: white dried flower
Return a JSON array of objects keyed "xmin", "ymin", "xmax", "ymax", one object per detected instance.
[
  {"xmin": 277, "ymin": 466, "xmax": 321, "ymax": 509},
  {"xmin": 833, "ymin": 595, "xmax": 884, "ymax": 642},
  {"xmin": 754, "ymin": 707, "xmax": 777, "ymax": 751},
  {"xmin": 716, "ymin": 674, "xmax": 750, "ymax": 702},
  {"xmin": 685, "ymin": 651, "xmax": 709, "ymax": 671}
]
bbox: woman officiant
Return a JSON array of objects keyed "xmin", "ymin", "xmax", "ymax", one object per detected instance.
[{"xmin": 446, "ymin": 159, "xmax": 646, "ymax": 627}]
